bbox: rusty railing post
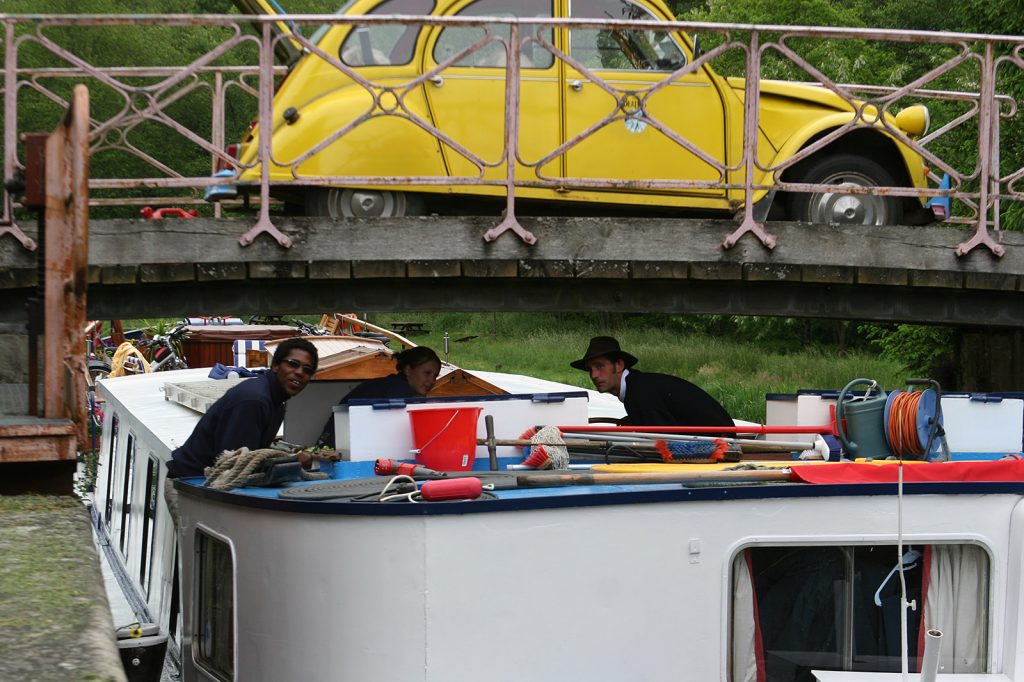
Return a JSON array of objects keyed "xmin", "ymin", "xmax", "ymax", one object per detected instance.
[
  {"xmin": 238, "ymin": 20, "xmax": 292, "ymax": 248},
  {"xmin": 43, "ymin": 84, "xmax": 89, "ymax": 447},
  {"xmin": 956, "ymin": 41, "xmax": 1005, "ymax": 257},
  {"xmin": 723, "ymin": 30, "xmax": 777, "ymax": 250}
]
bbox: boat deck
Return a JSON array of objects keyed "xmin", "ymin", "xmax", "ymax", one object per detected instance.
[{"xmin": 174, "ymin": 456, "xmax": 1024, "ymax": 515}]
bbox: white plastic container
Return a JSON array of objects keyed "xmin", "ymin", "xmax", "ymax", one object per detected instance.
[
  {"xmin": 941, "ymin": 394, "xmax": 1024, "ymax": 456},
  {"xmin": 764, "ymin": 391, "xmax": 836, "ymax": 443}
]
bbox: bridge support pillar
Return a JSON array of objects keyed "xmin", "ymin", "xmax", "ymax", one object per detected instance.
[{"xmin": 954, "ymin": 329, "xmax": 1024, "ymax": 393}]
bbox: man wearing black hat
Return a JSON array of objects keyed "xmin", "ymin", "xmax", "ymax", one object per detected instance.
[{"xmin": 571, "ymin": 336, "xmax": 733, "ymax": 428}]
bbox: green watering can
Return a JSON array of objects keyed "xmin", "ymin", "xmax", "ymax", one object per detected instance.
[{"xmin": 835, "ymin": 378, "xmax": 894, "ymax": 459}]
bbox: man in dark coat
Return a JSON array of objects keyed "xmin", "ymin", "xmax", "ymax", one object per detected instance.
[
  {"xmin": 166, "ymin": 337, "xmax": 319, "ymax": 479},
  {"xmin": 570, "ymin": 336, "xmax": 733, "ymax": 428}
]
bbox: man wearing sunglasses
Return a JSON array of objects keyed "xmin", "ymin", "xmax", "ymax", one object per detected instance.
[{"xmin": 165, "ymin": 337, "xmax": 319, "ymax": 482}]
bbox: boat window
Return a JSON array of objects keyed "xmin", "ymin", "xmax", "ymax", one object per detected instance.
[
  {"xmin": 569, "ymin": 0, "xmax": 686, "ymax": 72},
  {"xmin": 139, "ymin": 455, "xmax": 159, "ymax": 595},
  {"xmin": 103, "ymin": 413, "xmax": 119, "ymax": 527},
  {"xmin": 118, "ymin": 432, "xmax": 136, "ymax": 555},
  {"xmin": 339, "ymin": 0, "xmax": 435, "ymax": 66},
  {"xmin": 730, "ymin": 544, "xmax": 988, "ymax": 681},
  {"xmin": 433, "ymin": 0, "xmax": 554, "ymax": 69},
  {"xmin": 169, "ymin": 543, "xmax": 180, "ymax": 646},
  {"xmin": 195, "ymin": 529, "xmax": 235, "ymax": 681}
]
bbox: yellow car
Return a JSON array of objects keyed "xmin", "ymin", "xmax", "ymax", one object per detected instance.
[{"xmin": 217, "ymin": 0, "xmax": 938, "ymax": 226}]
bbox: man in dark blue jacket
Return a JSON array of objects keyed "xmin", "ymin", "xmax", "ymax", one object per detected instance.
[
  {"xmin": 166, "ymin": 337, "xmax": 319, "ymax": 479},
  {"xmin": 570, "ymin": 336, "xmax": 733, "ymax": 428}
]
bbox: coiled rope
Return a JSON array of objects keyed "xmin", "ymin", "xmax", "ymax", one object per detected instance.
[{"xmin": 204, "ymin": 447, "xmax": 327, "ymax": 490}]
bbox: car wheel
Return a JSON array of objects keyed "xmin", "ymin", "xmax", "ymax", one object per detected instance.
[
  {"xmin": 304, "ymin": 188, "xmax": 423, "ymax": 218},
  {"xmin": 787, "ymin": 154, "xmax": 903, "ymax": 226}
]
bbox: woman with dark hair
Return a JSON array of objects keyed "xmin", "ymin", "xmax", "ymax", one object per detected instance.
[
  {"xmin": 347, "ymin": 346, "xmax": 441, "ymax": 401},
  {"xmin": 318, "ymin": 346, "xmax": 442, "ymax": 447}
]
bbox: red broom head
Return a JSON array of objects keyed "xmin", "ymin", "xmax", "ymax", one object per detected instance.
[
  {"xmin": 521, "ymin": 445, "xmax": 552, "ymax": 470},
  {"xmin": 518, "ymin": 426, "xmax": 539, "ymax": 441}
]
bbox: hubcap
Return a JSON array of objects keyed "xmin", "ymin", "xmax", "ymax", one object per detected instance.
[
  {"xmin": 328, "ymin": 188, "xmax": 407, "ymax": 218},
  {"xmin": 806, "ymin": 173, "xmax": 888, "ymax": 225}
]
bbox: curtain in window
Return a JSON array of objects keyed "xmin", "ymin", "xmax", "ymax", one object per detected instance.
[
  {"xmin": 732, "ymin": 544, "xmax": 987, "ymax": 681},
  {"xmin": 921, "ymin": 544, "xmax": 987, "ymax": 673},
  {"xmin": 732, "ymin": 551, "xmax": 762, "ymax": 682}
]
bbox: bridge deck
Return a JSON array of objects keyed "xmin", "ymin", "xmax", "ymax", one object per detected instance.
[{"xmin": 1, "ymin": 216, "xmax": 1021, "ymax": 325}]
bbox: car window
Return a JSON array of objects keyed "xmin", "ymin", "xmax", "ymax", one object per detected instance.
[
  {"xmin": 340, "ymin": 0, "xmax": 436, "ymax": 66},
  {"xmin": 570, "ymin": 0, "xmax": 686, "ymax": 71},
  {"xmin": 433, "ymin": 0, "xmax": 554, "ymax": 69}
]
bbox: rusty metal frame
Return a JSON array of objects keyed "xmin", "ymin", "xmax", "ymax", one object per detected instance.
[
  {"xmin": 0, "ymin": 13, "xmax": 1021, "ymax": 255},
  {"xmin": 43, "ymin": 84, "xmax": 89, "ymax": 448},
  {"xmin": 0, "ymin": 83, "xmax": 89, "ymax": 464}
]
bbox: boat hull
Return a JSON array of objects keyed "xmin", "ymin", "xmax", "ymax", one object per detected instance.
[{"xmin": 175, "ymin": 480, "xmax": 1024, "ymax": 681}]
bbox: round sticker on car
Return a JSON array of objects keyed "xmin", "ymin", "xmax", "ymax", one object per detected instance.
[{"xmin": 621, "ymin": 94, "xmax": 647, "ymax": 134}]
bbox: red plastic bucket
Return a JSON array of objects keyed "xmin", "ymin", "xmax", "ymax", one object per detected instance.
[{"xmin": 408, "ymin": 407, "xmax": 482, "ymax": 471}]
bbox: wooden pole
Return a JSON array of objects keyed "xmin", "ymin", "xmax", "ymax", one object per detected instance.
[{"xmin": 514, "ymin": 468, "xmax": 792, "ymax": 488}]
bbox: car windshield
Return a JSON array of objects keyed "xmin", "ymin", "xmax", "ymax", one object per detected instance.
[{"xmin": 308, "ymin": 0, "xmax": 358, "ymax": 47}]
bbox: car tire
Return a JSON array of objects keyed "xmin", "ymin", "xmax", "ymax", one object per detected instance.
[
  {"xmin": 787, "ymin": 154, "xmax": 903, "ymax": 226},
  {"xmin": 304, "ymin": 188, "xmax": 423, "ymax": 218}
]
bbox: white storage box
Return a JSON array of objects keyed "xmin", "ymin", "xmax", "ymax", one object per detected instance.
[
  {"xmin": 334, "ymin": 391, "xmax": 589, "ymax": 462},
  {"xmin": 941, "ymin": 393, "xmax": 1024, "ymax": 456},
  {"xmin": 764, "ymin": 391, "xmax": 837, "ymax": 443}
]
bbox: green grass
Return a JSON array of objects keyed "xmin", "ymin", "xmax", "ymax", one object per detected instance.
[{"xmin": 361, "ymin": 312, "xmax": 907, "ymax": 422}]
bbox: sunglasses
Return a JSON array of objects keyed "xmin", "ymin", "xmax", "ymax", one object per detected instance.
[{"xmin": 281, "ymin": 358, "xmax": 316, "ymax": 375}]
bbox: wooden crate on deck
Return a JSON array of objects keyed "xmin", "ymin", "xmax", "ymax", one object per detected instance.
[{"xmin": 180, "ymin": 325, "xmax": 299, "ymax": 368}]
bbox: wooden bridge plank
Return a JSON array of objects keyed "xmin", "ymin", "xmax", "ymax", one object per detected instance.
[
  {"xmin": 2, "ymin": 216, "xmax": 1023, "ymax": 328},
  {"xmin": 197, "ymin": 263, "xmax": 246, "ymax": 281},
  {"xmin": 3, "ymin": 217, "xmax": 1023, "ymax": 279},
  {"xmin": 460, "ymin": 261, "xmax": 518, "ymax": 278},
  {"xmin": 408, "ymin": 260, "xmax": 460, "ymax": 278},
  {"xmin": 911, "ymin": 270, "xmax": 963, "ymax": 288}
]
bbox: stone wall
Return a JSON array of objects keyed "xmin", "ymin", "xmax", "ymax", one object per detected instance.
[{"xmin": 0, "ymin": 333, "xmax": 28, "ymax": 384}]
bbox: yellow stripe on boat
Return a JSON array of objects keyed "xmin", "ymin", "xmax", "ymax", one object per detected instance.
[{"xmin": 591, "ymin": 459, "xmax": 931, "ymax": 473}]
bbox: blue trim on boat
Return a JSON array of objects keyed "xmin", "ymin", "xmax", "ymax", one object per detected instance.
[{"xmin": 174, "ymin": 476, "xmax": 1024, "ymax": 517}]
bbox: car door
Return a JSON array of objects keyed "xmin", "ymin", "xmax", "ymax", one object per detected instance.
[
  {"xmin": 424, "ymin": 0, "xmax": 562, "ymax": 198},
  {"xmin": 562, "ymin": 0, "xmax": 729, "ymax": 207}
]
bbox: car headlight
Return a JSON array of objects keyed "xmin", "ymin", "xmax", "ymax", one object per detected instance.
[{"xmin": 894, "ymin": 104, "xmax": 930, "ymax": 138}]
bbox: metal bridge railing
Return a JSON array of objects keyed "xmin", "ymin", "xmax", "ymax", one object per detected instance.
[{"xmin": 0, "ymin": 13, "xmax": 1021, "ymax": 254}]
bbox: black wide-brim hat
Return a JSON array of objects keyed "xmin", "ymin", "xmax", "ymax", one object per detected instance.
[{"xmin": 570, "ymin": 336, "xmax": 638, "ymax": 371}]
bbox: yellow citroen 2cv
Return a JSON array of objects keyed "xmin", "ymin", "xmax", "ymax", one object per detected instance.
[{"xmin": 214, "ymin": 0, "xmax": 938, "ymax": 226}]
